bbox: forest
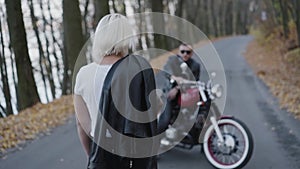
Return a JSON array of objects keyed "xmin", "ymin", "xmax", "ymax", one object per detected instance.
[{"xmin": 0, "ymin": 0, "xmax": 299, "ymax": 117}]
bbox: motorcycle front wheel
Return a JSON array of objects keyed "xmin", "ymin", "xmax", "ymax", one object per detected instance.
[{"xmin": 203, "ymin": 117, "xmax": 253, "ymax": 169}]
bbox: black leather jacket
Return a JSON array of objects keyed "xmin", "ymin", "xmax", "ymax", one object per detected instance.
[{"xmin": 88, "ymin": 55, "xmax": 158, "ymax": 169}]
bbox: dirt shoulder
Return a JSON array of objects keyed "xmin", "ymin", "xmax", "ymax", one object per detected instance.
[{"xmin": 244, "ymin": 40, "xmax": 300, "ymax": 119}]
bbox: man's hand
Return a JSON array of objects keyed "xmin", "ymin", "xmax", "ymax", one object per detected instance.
[
  {"xmin": 167, "ymin": 86, "xmax": 179, "ymax": 100},
  {"xmin": 171, "ymin": 75, "xmax": 185, "ymax": 84}
]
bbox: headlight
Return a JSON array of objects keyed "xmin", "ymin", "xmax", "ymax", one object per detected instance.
[{"xmin": 211, "ymin": 84, "xmax": 222, "ymax": 98}]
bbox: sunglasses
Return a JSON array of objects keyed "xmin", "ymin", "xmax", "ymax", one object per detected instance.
[{"xmin": 180, "ymin": 50, "xmax": 192, "ymax": 54}]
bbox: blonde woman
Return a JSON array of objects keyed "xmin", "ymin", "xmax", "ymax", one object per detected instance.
[{"xmin": 74, "ymin": 14, "xmax": 158, "ymax": 169}]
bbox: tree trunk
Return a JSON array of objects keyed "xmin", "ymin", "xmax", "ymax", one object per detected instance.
[
  {"xmin": 242, "ymin": 1, "xmax": 250, "ymax": 34},
  {"xmin": 82, "ymin": 0, "xmax": 90, "ymax": 40},
  {"xmin": 0, "ymin": 54, "xmax": 13, "ymax": 116},
  {"xmin": 185, "ymin": 0, "xmax": 200, "ymax": 24},
  {"xmin": 210, "ymin": 0, "xmax": 218, "ymax": 37},
  {"xmin": 195, "ymin": 0, "xmax": 203, "ymax": 32},
  {"xmin": 232, "ymin": 0, "xmax": 238, "ymax": 35},
  {"xmin": 135, "ymin": 0, "xmax": 144, "ymax": 50},
  {"xmin": 0, "ymin": 104, "xmax": 6, "ymax": 117},
  {"xmin": 94, "ymin": 0, "xmax": 109, "ymax": 27},
  {"xmin": 112, "ymin": 0, "xmax": 118, "ymax": 13},
  {"xmin": 203, "ymin": 0, "xmax": 210, "ymax": 36},
  {"xmin": 278, "ymin": 0, "xmax": 289, "ymax": 39},
  {"xmin": 0, "ymin": 18, "xmax": 13, "ymax": 116},
  {"xmin": 62, "ymin": 0, "xmax": 85, "ymax": 94},
  {"xmin": 225, "ymin": 1, "xmax": 233, "ymax": 35},
  {"xmin": 47, "ymin": 0, "xmax": 63, "ymax": 88},
  {"xmin": 221, "ymin": 0, "xmax": 230, "ymax": 36},
  {"xmin": 5, "ymin": 0, "xmax": 40, "ymax": 111},
  {"xmin": 295, "ymin": 0, "xmax": 300, "ymax": 46},
  {"xmin": 151, "ymin": 0, "xmax": 167, "ymax": 50},
  {"xmin": 28, "ymin": 0, "xmax": 49, "ymax": 102},
  {"xmin": 121, "ymin": 1, "xmax": 126, "ymax": 15},
  {"xmin": 39, "ymin": 0, "xmax": 56, "ymax": 99},
  {"xmin": 175, "ymin": 0, "xmax": 184, "ymax": 18}
]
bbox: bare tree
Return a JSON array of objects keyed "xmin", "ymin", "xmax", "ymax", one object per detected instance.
[
  {"xmin": 81, "ymin": 0, "xmax": 91, "ymax": 40},
  {"xmin": 94, "ymin": 0, "xmax": 109, "ymax": 28},
  {"xmin": 278, "ymin": 0, "xmax": 289, "ymax": 39},
  {"xmin": 175, "ymin": 0, "xmax": 184, "ymax": 18},
  {"xmin": 62, "ymin": 0, "xmax": 85, "ymax": 94},
  {"xmin": 294, "ymin": 0, "xmax": 300, "ymax": 46},
  {"xmin": 28, "ymin": 0, "xmax": 50, "ymax": 102},
  {"xmin": 5, "ymin": 0, "xmax": 40, "ymax": 111},
  {"xmin": 209, "ymin": 0, "xmax": 219, "ymax": 37},
  {"xmin": 39, "ymin": 0, "xmax": 56, "ymax": 99},
  {"xmin": 0, "ymin": 103, "xmax": 6, "ymax": 117},
  {"xmin": 0, "ymin": 17, "xmax": 13, "ymax": 116},
  {"xmin": 150, "ymin": 0, "xmax": 167, "ymax": 49},
  {"xmin": 47, "ymin": 0, "xmax": 63, "ymax": 88}
]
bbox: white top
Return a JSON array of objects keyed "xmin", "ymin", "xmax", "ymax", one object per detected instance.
[{"xmin": 74, "ymin": 62, "xmax": 112, "ymax": 137}]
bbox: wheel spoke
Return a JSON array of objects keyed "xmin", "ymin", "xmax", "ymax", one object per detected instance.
[
  {"xmin": 230, "ymin": 125, "xmax": 236, "ymax": 134},
  {"xmin": 223, "ymin": 125, "xmax": 229, "ymax": 133},
  {"xmin": 229, "ymin": 155, "xmax": 236, "ymax": 164}
]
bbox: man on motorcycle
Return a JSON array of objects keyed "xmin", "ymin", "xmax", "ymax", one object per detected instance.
[{"xmin": 158, "ymin": 43, "xmax": 201, "ymax": 133}]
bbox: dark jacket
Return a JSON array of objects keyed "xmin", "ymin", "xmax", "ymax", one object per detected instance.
[
  {"xmin": 163, "ymin": 55, "xmax": 200, "ymax": 81},
  {"xmin": 88, "ymin": 55, "xmax": 158, "ymax": 169}
]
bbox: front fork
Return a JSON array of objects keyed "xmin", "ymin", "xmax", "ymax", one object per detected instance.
[
  {"xmin": 198, "ymin": 102, "xmax": 230, "ymax": 143},
  {"xmin": 210, "ymin": 116, "xmax": 224, "ymax": 143}
]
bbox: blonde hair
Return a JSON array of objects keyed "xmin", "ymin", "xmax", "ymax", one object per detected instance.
[{"xmin": 92, "ymin": 14, "xmax": 135, "ymax": 62}]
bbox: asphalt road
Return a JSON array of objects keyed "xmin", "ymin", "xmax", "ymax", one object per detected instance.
[{"xmin": 1, "ymin": 36, "xmax": 300, "ymax": 169}]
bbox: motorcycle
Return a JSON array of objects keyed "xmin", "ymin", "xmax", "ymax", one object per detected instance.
[{"xmin": 158, "ymin": 64, "xmax": 254, "ymax": 169}]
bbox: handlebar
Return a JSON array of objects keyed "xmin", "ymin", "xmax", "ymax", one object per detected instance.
[
  {"xmin": 178, "ymin": 79, "xmax": 205, "ymax": 88},
  {"xmin": 175, "ymin": 78, "xmax": 222, "ymax": 101},
  {"xmin": 177, "ymin": 79, "xmax": 208, "ymax": 102}
]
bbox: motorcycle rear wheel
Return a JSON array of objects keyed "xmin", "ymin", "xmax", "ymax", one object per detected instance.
[{"xmin": 203, "ymin": 117, "xmax": 253, "ymax": 169}]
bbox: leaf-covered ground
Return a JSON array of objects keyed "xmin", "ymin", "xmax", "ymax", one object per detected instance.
[
  {"xmin": 0, "ymin": 95, "xmax": 74, "ymax": 156},
  {"xmin": 244, "ymin": 41, "xmax": 300, "ymax": 119}
]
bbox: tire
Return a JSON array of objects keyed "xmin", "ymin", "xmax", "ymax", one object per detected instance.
[{"xmin": 203, "ymin": 117, "xmax": 253, "ymax": 169}]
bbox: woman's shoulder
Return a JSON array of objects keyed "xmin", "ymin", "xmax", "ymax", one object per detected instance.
[
  {"xmin": 79, "ymin": 62, "xmax": 111, "ymax": 71},
  {"xmin": 76, "ymin": 62, "xmax": 103, "ymax": 78},
  {"xmin": 80, "ymin": 62, "xmax": 97, "ymax": 69}
]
